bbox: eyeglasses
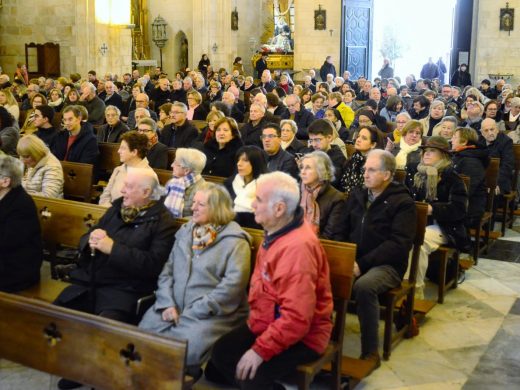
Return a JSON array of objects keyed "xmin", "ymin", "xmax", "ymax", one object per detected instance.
[
  {"xmin": 308, "ymin": 138, "xmax": 324, "ymax": 144},
  {"xmin": 136, "ymin": 100, "xmax": 147, "ymax": 103},
  {"xmin": 260, "ymin": 134, "xmax": 279, "ymax": 140},
  {"xmin": 170, "ymin": 111, "xmax": 184, "ymax": 115},
  {"xmin": 137, "ymin": 128, "xmax": 153, "ymax": 133}
]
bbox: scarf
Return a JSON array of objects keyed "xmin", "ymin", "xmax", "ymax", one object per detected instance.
[
  {"xmin": 300, "ymin": 182, "xmax": 322, "ymax": 235},
  {"xmin": 48, "ymin": 98, "xmax": 63, "ymax": 108},
  {"xmin": 192, "ymin": 223, "xmax": 223, "ymax": 252},
  {"xmin": 392, "ymin": 129, "xmax": 402, "ymax": 144},
  {"xmin": 454, "ymin": 144, "xmax": 476, "ymax": 153},
  {"xmin": 341, "ymin": 151, "xmax": 366, "ymax": 195},
  {"xmin": 395, "ymin": 138, "xmax": 421, "ymax": 169},
  {"xmin": 413, "ymin": 158, "xmax": 451, "ymax": 201},
  {"xmin": 164, "ymin": 173, "xmax": 200, "ymax": 217},
  {"xmin": 204, "ymin": 128, "xmax": 215, "ymax": 144},
  {"xmin": 232, "ymin": 175, "xmax": 257, "ymax": 212},
  {"xmin": 120, "ymin": 201, "xmax": 156, "ymax": 223}
]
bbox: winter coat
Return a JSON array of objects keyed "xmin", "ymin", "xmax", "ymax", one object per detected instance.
[
  {"xmin": 344, "ymin": 182, "xmax": 416, "ymax": 277},
  {"xmin": 451, "ymin": 70, "xmax": 472, "ymax": 88},
  {"xmin": 480, "ymin": 132, "xmax": 514, "ymax": 193},
  {"xmin": 59, "ymin": 197, "xmax": 176, "ymax": 315},
  {"xmin": 0, "ymin": 126, "xmax": 20, "ymax": 156},
  {"xmin": 294, "ymin": 109, "xmax": 315, "ymax": 140},
  {"xmin": 240, "ymin": 117, "xmax": 270, "ymax": 148},
  {"xmin": 316, "ymin": 183, "xmax": 347, "ymax": 241},
  {"xmin": 0, "ymin": 185, "xmax": 43, "ymax": 292},
  {"xmin": 266, "ymin": 147, "xmax": 299, "ymax": 178},
  {"xmin": 96, "ymin": 121, "xmax": 129, "ymax": 143},
  {"xmin": 248, "ymin": 209, "xmax": 333, "ymax": 360},
  {"xmin": 51, "ymin": 126, "xmax": 99, "ymax": 165},
  {"xmin": 202, "ymin": 136, "xmax": 243, "ymax": 177},
  {"xmin": 139, "ymin": 220, "xmax": 251, "ymax": 366},
  {"xmin": 22, "ymin": 152, "xmax": 64, "ymax": 198},
  {"xmin": 159, "ymin": 121, "xmax": 199, "ymax": 149},
  {"xmin": 408, "ymin": 166, "xmax": 469, "ymax": 250},
  {"xmin": 319, "ymin": 61, "xmax": 336, "ymax": 81},
  {"xmin": 452, "ymin": 144, "xmax": 489, "ymax": 225}
]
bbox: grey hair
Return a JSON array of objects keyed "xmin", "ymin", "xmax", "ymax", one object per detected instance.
[
  {"xmin": 300, "ymin": 151, "xmax": 335, "ymax": 183},
  {"xmin": 172, "ymin": 101, "xmax": 188, "ymax": 113},
  {"xmin": 430, "ymin": 99, "xmax": 445, "ymax": 111},
  {"xmin": 441, "ymin": 115, "xmax": 458, "ymax": 125},
  {"xmin": 396, "ymin": 112, "xmax": 411, "ymax": 121},
  {"xmin": 81, "ymin": 81, "xmax": 96, "ymax": 93},
  {"xmin": 128, "ymin": 168, "xmax": 164, "ymax": 201},
  {"xmin": 280, "ymin": 119, "xmax": 298, "ymax": 134},
  {"xmin": 135, "ymin": 107, "xmax": 151, "ymax": 117},
  {"xmin": 138, "ymin": 117, "xmax": 157, "ymax": 132},
  {"xmin": 511, "ymin": 97, "xmax": 520, "ymax": 108},
  {"xmin": 175, "ymin": 148, "xmax": 207, "ymax": 175},
  {"xmin": 105, "ymin": 105, "xmax": 121, "ymax": 116},
  {"xmin": 257, "ymin": 171, "xmax": 300, "ymax": 216},
  {"xmin": 367, "ymin": 149, "xmax": 396, "ymax": 177},
  {"xmin": 250, "ymin": 102, "xmax": 266, "ymax": 114},
  {"xmin": 0, "ymin": 155, "xmax": 24, "ymax": 188}
]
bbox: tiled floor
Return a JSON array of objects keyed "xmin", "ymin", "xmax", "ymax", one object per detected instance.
[{"xmin": 2, "ymin": 227, "xmax": 520, "ymax": 389}]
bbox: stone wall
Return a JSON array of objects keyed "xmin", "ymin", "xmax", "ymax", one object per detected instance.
[
  {"xmin": 293, "ymin": 0, "xmax": 341, "ymax": 81},
  {"xmin": 147, "ymin": 0, "xmax": 264, "ymax": 76},
  {"xmin": 474, "ymin": 0, "xmax": 520, "ymax": 86},
  {"xmin": 0, "ymin": 0, "xmax": 132, "ymax": 79}
]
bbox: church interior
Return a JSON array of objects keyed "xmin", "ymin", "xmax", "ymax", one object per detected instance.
[{"xmin": 1, "ymin": 0, "xmax": 520, "ymax": 389}]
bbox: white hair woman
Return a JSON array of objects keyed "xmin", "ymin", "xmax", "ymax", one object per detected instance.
[
  {"xmin": 140, "ymin": 182, "xmax": 251, "ymax": 381},
  {"xmin": 163, "ymin": 147, "xmax": 207, "ymax": 217},
  {"xmin": 299, "ymin": 151, "xmax": 346, "ymax": 241}
]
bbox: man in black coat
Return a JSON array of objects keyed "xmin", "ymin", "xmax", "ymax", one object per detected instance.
[
  {"xmin": 96, "ymin": 106, "xmax": 129, "ymax": 143},
  {"xmin": 159, "ymin": 102, "xmax": 199, "ymax": 149},
  {"xmin": 285, "ymin": 94, "xmax": 315, "ymax": 140},
  {"xmin": 240, "ymin": 103, "xmax": 270, "ymax": 148},
  {"xmin": 319, "ymin": 56, "xmax": 336, "ymax": 81},
  {"xmin": 480, "ymin": 118, "xmax": 514, "ymax": 195},
  {"xmin": 102, "ymin": 81, "xmax": 124, "ymax": 112},
  {"xmin": 137, "ymin": 117, "xmax": 169, "ymax": 170},
  {"xmin": 54, "ymin": 169, "xmax": 176, "ymax": 323},
  {"xmin": 344, "ymin": 150, "xmax": 416, "ymax": 365},
  {"xmin": 51, "ymin": 105, "xmax": 99, "ymax": 165},
  {"xmin": 33, "ymin": 105, "xmax": 58, "ymax": 148},
  {"xmin": 262, "ymin": 123, "xmax": 299, "ymax": 179},
  {"xmin": 150, "ymin": 78, "xmax": 173, "ymax": 115},
  {"xmin": 255, "ymin": 53, "xmax": 268, "ymax": 79}
]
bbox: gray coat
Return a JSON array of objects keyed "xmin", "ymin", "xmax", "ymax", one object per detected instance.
[{"xmin": 139, "ymin": 220, "xmax": 251, "ymax": 366}]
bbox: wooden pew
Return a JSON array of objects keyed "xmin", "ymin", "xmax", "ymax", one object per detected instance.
[
  {"xmin": 153, "ymin": 169, "xmax": 227, "ymax": 187},
  {"xmin": 98, "ymin": 142, "xmax": 121, "ymax": 173},
  {"xmin": 60, "ymin": 160, "xmax": 94, "ymax": 202},
  {"xmin": 25, "ymin": 197, "xmax": 369, "ymax": 388},
  {"xmin": 0, "ymin": 292, "xmax": 187, "ymax": 390}
]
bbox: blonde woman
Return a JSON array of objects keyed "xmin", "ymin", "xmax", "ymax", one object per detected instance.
[
  {"xmin": 17, "ymin": 135, "xmax": 63, "ymax": 198},
  {"xmin": 0, "ymin": 89, "xmax": 20, "ymax": 123}
]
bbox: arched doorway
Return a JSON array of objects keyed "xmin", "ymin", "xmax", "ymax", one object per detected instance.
[{"xmin": 173, "ymin": 31, "xmax": 189, "ymax": 72}]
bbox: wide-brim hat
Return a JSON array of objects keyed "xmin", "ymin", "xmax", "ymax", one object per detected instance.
[{"xmin": 419, "ymin": 136, "xmax": 451, "ymax": 154}]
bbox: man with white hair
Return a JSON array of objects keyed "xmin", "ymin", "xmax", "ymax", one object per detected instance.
[
  {"xmin": 206, "ymin": 171, "xmax": 333, "ymax": 389},
  {"xmin": 285, "ymin": 94, "xmax": 315, "ymax": 139},
  {"xmin": 78, "ymin": 81, "xmax": 106, "ymax": 125},
  {"xmin": 102, "ymin": 81, "xmax": 124, "ymax": 111},
  {"xmin": 127, "ymin": 92, "xmax": 158, "ymax": 129},
  {"xmin": 222, "ymin": 90, "xmax": 244, "ymax": 123},
  {"xmin": 54, "ymin": 167, "xmax": 176, "ymax": 389},
  {"xmin": 240, "ymin": 102, "xmax": 269, "ymax": 148},
  {"xmin": 303, "ymin": 75, "xmax": 316, "ymax": 93},
  {"xmin": 260, "ymin": 69, "xmax": 276, "ymax": 93}
]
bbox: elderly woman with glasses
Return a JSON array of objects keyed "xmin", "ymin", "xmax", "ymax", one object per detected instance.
[
  {"xmin": 140, "ymin": 182, "xmax": 251, "ymax": 380},
  {"xmin": 17, "ymin": 135, "xmax": 63, "ymax": 198},
  {"xmin": 99, "ymin": 131, "xmax": 156, "ymax": 207},
  {"xmin": 0, "ymin": 154, "xmax": 43, "ymax": 293},
  {"xmin": 163, "ymin": 147, "xmax": 207, "ymax": 218},
  {"xmin": 299, "ymin": 151, "xmax": 346, "ymax": 241}
]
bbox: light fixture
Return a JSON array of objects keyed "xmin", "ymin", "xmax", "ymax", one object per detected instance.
[
  {"xmin": 212, "ymin": 43, "xmax": 218, "ymax": 53},
  {"xmin": 151, "ymin": 15, "xmax": 169, "ymax": 69}
]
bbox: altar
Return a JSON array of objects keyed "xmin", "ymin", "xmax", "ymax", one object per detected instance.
[{"xmin": 251, "ymin": 53, "xmax": 294, "ymax": 71}]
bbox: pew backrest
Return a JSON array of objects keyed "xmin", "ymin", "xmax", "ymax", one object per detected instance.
[
  {"xmin": 0, "ymin": 292, "xmax": 187, "ymax": 390},
  {"xmin": 60, "ymin": 160, "xmax": 93, "ymax": 202},
  {"xmin": 98, "ymin": 142, "xmax": 121, "ymax": 172}
]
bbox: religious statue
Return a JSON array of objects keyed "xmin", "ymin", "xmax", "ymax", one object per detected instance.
[{"xmin": 180, "ymin": 38, "xmax": 188, "ymax": 70}]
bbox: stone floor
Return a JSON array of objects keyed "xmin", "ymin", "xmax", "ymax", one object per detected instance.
[{"xmin": 2, "ymin": 226, "xmax": 520, "ymax": 390}]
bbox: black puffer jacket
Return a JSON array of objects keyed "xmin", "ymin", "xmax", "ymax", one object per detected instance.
[
  {"xmin": 344, "ymin": 182, "xmax": 416, "ymax": 277},
  {"xmin": 316, "ymin": 183, "xmax": 347, "ymax": 241}
]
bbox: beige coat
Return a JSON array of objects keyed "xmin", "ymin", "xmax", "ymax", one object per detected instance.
[{"xmin": 22, "ymin": 153, "xmax": 64, "ymax": 198}]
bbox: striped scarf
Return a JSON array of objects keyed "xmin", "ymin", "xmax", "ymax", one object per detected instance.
[{"xmin": 164, "ymin": 173, "xmax": 200, "ymax": 217}]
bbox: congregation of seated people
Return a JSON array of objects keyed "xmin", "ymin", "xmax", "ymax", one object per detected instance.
[{"xmin": 3, "ymin": 58, "xmax": 520, "ymax": 389}]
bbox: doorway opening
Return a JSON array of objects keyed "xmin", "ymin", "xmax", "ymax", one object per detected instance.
[{"xmin": 371, "ymin": 0, "xmax": 457, "ymax": 83}]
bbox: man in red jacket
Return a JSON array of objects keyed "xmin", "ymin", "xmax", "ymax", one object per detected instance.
[{"xmin": 205, "ymin": 171, "xmax": 333, "ymax": 389}]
